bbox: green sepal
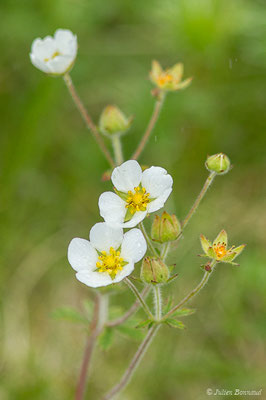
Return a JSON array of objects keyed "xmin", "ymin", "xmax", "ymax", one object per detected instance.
[
  {"xmin": 200, "ymin": 234, "xmax": 212, "ymax": 255},
  {"xmin": 213, "ymin": 229, "xmax": 228, "ymax": 247},
  {"xmin": 220, "ymin": 252, "xmax": 237, "ymax": 263},
  {"xmin": 124, "ymin": 207, "xmax": 135, "ymax": 222},
  {"xmin": 114, "ymin": 188, "xmax": 128, "ymax": 201},
  {"xmin": 167, "ymin": 272, "xmax": 179, "ymax": 284},
  {"xmin": 164, "ymin": 319, "xmax": 185, "ymax": 329}
]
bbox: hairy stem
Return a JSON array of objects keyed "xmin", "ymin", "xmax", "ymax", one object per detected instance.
[
  {"xmin": 161, "ymin": 242, "xmax": 171, "ymax": 261},
  {"xmin": 63, "ymin": 73, "xmax": 115, "ymax": 168},
  {"xmin": 154, "ymin": 286, "xmax": 162, "ymax": 321},
  {"xmin": 139, "ymin": 222, "xmax": 157, "ymax": 257},
  {"xmin": 124, "ymin": 278, "xmax": 153, "ymax": 319},
  {"xmin": 106, "ymin": 286, "xmax": 151, "ymax": 328},
  {"xmin": 132, "ymin": 93, "xmax": 165, "ymax": 160},
  {"xmin": 75, "ymin": 293, "xmax": 108, "ymax": 400},
  {"xmin": 101, "ymin": 324, "xmax": 160, "ymax": 400},
  {"xmin": 112, "ymin": 135, "xmax": 124, "ymax": 166},
  {"xmin": 164, "ymin": 262, "xmax": 216, "ymax": 320},
  {"xmin": 182, "ymin": 171, "xmax": 216, "ymax": 229}
]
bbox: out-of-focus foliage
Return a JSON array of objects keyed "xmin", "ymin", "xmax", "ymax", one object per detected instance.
[{"xmin": 0, "ymin": 0, "xmax": 266, "ymax": 399}]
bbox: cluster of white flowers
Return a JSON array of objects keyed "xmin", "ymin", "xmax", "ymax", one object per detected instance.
[
  {"xmin": 68, "ymin": 160, "xmax": 173, "ymax": 287},
  {"xmin": 30, "ymin": 30, "xmax": 173, "ymax": 288}
]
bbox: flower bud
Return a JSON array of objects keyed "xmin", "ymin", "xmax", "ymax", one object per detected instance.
[
  {"xmin": 205, "ymin": 153, "xmax": 231, "ymax": 175},
  {"xmin": 140, "ymin": 257, "xmax": 169, "ymax": 284},
  {"xmin": 151, "ymin": 212, "xmax": 181, "ymax": 243},
  {"xmin": 99, "ymin": 105, "xmax": 132, "ymax": 136}
]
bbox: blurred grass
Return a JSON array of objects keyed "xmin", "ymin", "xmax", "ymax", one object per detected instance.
[{"xmin": 1, "ymin": 0, "xmax": 266, "ymax": 399}]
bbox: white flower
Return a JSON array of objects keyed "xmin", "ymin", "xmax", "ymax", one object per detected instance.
[
  {"xmin": 30, "ymin": 29, "xmax": 77, "ymax": 75},
  {"xmin": 99, "ymin": 160, "xmax": 173, "ymax": 228},
  {"xmin": 68, "ymin": 222, "xmax": 147, "ymax": 288}
]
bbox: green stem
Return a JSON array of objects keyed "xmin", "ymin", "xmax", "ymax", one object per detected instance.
[
  {"xmin": 124, "ymin": 278, "xmax": 153, "ymax": 319},
  {"xmin": 182, "ymin": 171, "xmax": 217, "ymax": 229},
  {"xmin": 63, "ymin": 73, "xmax": 115, "ymax": 168},
  {"xmin": 154, "ymin": 286, "xmax": 162, "ymax": 321},
  {"xmin": 112, "ymin": 134, "xmax": 124, "ymax": 165},
  {"xmin": 161, "ymin": 242, "xmax": 171, "ymax": 261},
  {"xmin": 132, "ymin": 92, "xmax": 166, "ymax": 160},
  {"xmin": 164, "ymin": 261, "xmax": 216, "ymax": 320},
  {"xmin": 139, "ymin": 222, "xmax": 157, "ymax": 257},
  {"xmin": 101, "ymin": 324, "xmax": 160, "ymax": 400}
]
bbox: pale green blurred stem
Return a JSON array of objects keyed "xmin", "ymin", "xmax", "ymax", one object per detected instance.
[
  {"xmin": 161, "ymin": 242, "xmax": 171, "ymax": 261},
  {"xmin": 182, "ymin": 171, "xmax": 217, "ymax": 229},
  {"xmin": 164, "ymin": 261, "xmax": 216, "ymax": 320},
  {"xmin": 154, "ymin": 286, "xmax": 162, "ymax": 321},
  {"xmin": 125, "ymin": 278, "xmax": 153, "ymax": 319},
  {"xmin": 132, "ymin": 92, "xmax": 166, "ymax": 160},
  {"xmin": 63, "ymin": 73, "xmax": 115, "ymax": 168},
  {"xmin": 112, "ymin": 134, "xmax": 124, "ymax": 165},
  {"xmin": 101, "ymin": 324, "xmax": 160, "ymax": 400},
  {"xmin": 139, "ymin": 221, "xmax": 157, "ymax": 257},
  {"xmin": 75, "ymin": 293, "xmax": 108, "ymax": 400}
]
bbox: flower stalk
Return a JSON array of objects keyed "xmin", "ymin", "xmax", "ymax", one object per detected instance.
[
  {"xmin": 63, "ymin": 73, "xmax": 115, "ymax": 168},
  {"xmin": 124, "ymin": 278, "xmax": 153, "ymax": 319},
  {"xmin": 182, "ymin": 171, "xmax": 216, "ymax": 229},
  {"xmin": 112, "ymin": 135, "xmax": 124, "ymax": 166},
  {"xmin": 154, "ymin": 285, "xmax": 162, "ymax": 321},
  {"xmin": 132, "ymin": 92, "xmax": 165, "ymax": 160},
  {"xmin": 139, "ymin": 222, "xmax": 157, "ymax": 257}
]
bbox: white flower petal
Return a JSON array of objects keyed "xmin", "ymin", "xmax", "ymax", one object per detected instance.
[
  {"xmin": 141, "ymin": 166, "xmax": 173, "ymax": 198},
  {"xmin": 31, "ymin": 36, "xmax": 56, "ymax": 59},
  {"xmin": 121, "ymin": 228, "xmax": 147, "ymax": 263},
  {"xmin": 147, "ymin": 187, "xmax": 173, "ymax": 213},
  {"xmin": 30, "ymin": 53, "xmax": 50, "ymax": 73},
  {"xmin": 111, "ymin": 160, "xmax": 142, "ymax": 192},
  {"xmin": 76, "ymin": 270, "xmax": 113, "ymax": 288},
  {"xmin": 47, "ymin": 55, "xmax": 74, "ymax": 74},
  {"xmin": 113, "ymin": 261, "xmax": 134, "ymax": 283},
  {"xmin": 54, "ymin": 29, "xmax": 77, "ymax": 56},
  {"xmin": 99, "ymin": 192, "xmax": 126, "ymax": 227},
  {"xmin": 122, "ymin": 210, "xmax": 147, "ymax": 228},
  {"xmin": 89, "ymin": 222, "xmax": 123, "ymax": 252},
  {"xmin": 68, "ymin": 238, "xmax": 98, "ymax": 272}
]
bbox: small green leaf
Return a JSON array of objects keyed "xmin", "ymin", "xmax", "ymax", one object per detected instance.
[
  {"xmin": 52, "ymin": 307, "xmax": 88, "ymax": 324},
  {"xmin": 172, "ymin": 308, "xmax": 195, "ymax": 317},
  {"xmin": 116, "ymin": 320, "xmax": 144, "ymax": 341},
  {"xmin": 98, "ymin": 327, "xmax": 114, "ymax": 350},
  {"xmin": 164, "ymin": 319, "xmax": 185, "ymax": 329},
  {"xmin": 135, "ymin": 319, "xmax": 153, "ymax": 329},
  {"xmin": 163, "ymin": 294, "xmax": 174, "ymax": 314}
]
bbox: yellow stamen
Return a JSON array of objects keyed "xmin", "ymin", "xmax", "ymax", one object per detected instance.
[
  {"xmin": 44, "ymin": 51, "xmax": 60, "ymax": 62},
  {"xmin": 126, "ymin": 186, "xmax": 150, "ymax": 214},
  {"xmin": 157, "ymin": 73, "xmax": 173, "ymax": 87},
  {"xmin": 213, "ymin": 242, "xmax": 227, "ymax": 259},
  {"xmin": 96, "ymin": 247, "xmax": 125, "ymax": 280}
]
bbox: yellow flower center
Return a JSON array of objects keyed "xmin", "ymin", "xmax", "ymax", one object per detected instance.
[
  {"xmin": 126, "ymin": 186, "xmax": 150, "ymax": 214},
  {"xmin": 44, "ymin": 51, "xmax": 61, "ymax": 62},
  {"xmin": 96, "ymin": 247, "xmax": 125, "ymax": 280},
  {"xmin": 157, "ymin": 73, "xmax": 173, "ymax": 87},
  {"xmin": 213, "ymin": 243, "xmax": 227, "ymax": 259}
]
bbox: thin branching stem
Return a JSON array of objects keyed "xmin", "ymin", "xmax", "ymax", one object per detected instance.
[
  {"xmin": 132, "ymin": 92, "xmax": 165, "ymax": 160},
  {"xmin": 182, "ymin": 171, "xmax": 216, "ymax": 229},
  {"xmin": 75, "ymin": 294, "xmax": 100, "ymax": 400},
  {"xmin": 101, "ymin": 324, "xmax": 160, "ymax": 400},
  {"xmin": 112, "ymin": 134, "xmax": 124, "ymax": 166},
  {"xmin": 164, "ymin": 261, "xmax": 216, "ymax": 320},
  {"xmin": 106, "ymin": 286, "xmax": 151, "ymax": 328},
  {"xmin": 154, "ymin": 286, "xmax": 162, "ymax": 321},
  {"xmin": 63, "ymin": 73, "xmax": 115, "ymax": 168},
  {"xmin": 124, "ymin": 278, "xmax": 153, "ymax": 319}
]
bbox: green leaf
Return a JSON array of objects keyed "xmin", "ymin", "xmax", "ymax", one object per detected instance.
[
  {"xmin": 164, "ymin": 319, "xmax": 185, "ymax": 329},
  {"xmin": 163, "ymin": 294, "xmax": 174, "ymax": 314},
  {"xmin": 171, "ymin": 308, "xmax": 195, "ymax": 318},
  {"xmin": 98, "ymin": 327, "xmax": 114, "ymax": 350},
  {"xmin": 52, "ymin": 307, "xmax": 89, "ymax": 324},
  {"xmin": 135, "ymin": 319, "xmax": 153, "ymax": 329}
]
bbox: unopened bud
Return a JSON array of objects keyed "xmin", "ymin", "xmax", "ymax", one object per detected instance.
[
  {"xmin": 151, "ymin": 212, "xmax": 181, "ymax": 243},
  {"xmin": 140, "ymin": 257, "xmax": 169, "ymax": 284},
  {"xmin": 205, "ymin": 153, "xmax": 231, "ymax": 175},
  {"xmin": 99, "ymin": 105, "xmax": 132, "ymax": 136}
]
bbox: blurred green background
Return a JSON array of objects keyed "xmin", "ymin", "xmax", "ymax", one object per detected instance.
[{"xmin": 1, "ymin": 0, "xmax": 266, "ymax": 399}]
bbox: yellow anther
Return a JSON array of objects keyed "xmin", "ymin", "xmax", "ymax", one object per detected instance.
[
  {"xmin": 96, "ymin": 247, "xmax": 125, "ymax": 279},
  {"xmin": 125, "ymin": 186, "xmax": 150, "ymax": 215}
]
